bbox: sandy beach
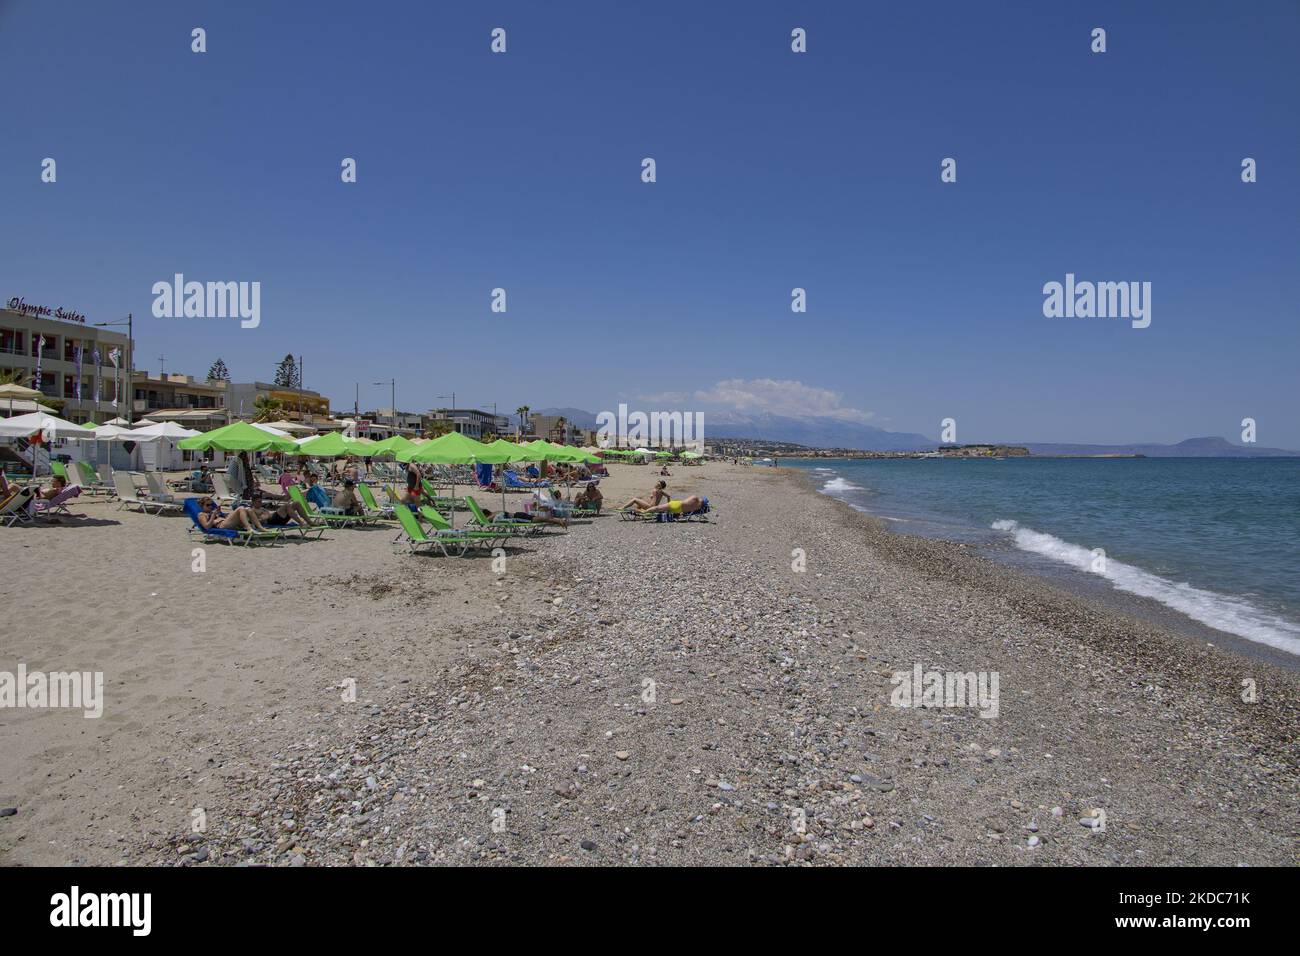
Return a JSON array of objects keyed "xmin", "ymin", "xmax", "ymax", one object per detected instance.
[{"xmin": 1, "ymin": 461, "xmax": 1296, "ymax": 866}]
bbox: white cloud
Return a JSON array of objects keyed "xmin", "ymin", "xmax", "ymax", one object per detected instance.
[{"xmin": 640, "ymin": 378, "xmax": 873, "ymax": 422}]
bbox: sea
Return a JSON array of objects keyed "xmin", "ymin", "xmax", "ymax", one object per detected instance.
[{"xmin": 788, "ymin": 457, "xmax": 1300, "ymax": 658}]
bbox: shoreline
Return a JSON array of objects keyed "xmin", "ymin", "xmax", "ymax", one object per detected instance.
[
  {"xmin": 2, "ymin": 462, "xmax": 1296, "ymax": 866},
  {"xmin": 786, "ymin": 460, "xmax": 1300, "ymax": 672}
]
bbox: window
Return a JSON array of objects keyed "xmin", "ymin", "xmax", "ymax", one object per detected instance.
[{"xmin": 0, "ymin": 329, "xmax": 22, "ymax": 354}]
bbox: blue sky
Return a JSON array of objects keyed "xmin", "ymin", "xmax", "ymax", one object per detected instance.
[{"xmin": 2, "ymin": 0, "xmax": 1297, "ymax": 445}]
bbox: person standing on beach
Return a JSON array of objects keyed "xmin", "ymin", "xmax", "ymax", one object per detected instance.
[
  {"xmin": 403, "ymin": 462, "xmax": 423, "ymax": 509},
  {"xmin": 227, "ymin": 452, "xmax": 246, "ymax": 499},
  {"xmin": 238, "ymin": 451, "xmax": 255, "ymax": 497}
]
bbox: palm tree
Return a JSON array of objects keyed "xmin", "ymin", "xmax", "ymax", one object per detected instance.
[
  {"xmin": 425, "ymin": 421, "xmax": 453, "ymax": 439},
  {"xmin": 0, "ymin": 369, "xmax": 32, "ymax": 388},
  {"xmin": 252, "ymin": 394, "xmax": 283, "ymax": 423},
  {"xmin": 515, "ymin": 405, "xmax": 530, "ymax": 436}
]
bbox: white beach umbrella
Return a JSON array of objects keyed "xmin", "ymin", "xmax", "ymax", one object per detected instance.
[
  {"xmin": 91, "ymin": 424, "xmax": 136, "ymax": 440},
  {"xmin": 86, "ymin": 423, "xmax": 139, "ymax": 473},
  {"xmin": 0, "ymin": 398, "xmax": 59, "ymax": 415},
  {"xmin": 264, "ymin": 419, "xmax": 316, "ymax": 435},
  {"xmin": 250, "ymin": 422, "xmax": 293, "ymax": 438},
  {"xmin": 0, "ymin": 382, "xmax": 43, "ymax": 417},
  {"xmin": 0, "ymin": 411, "xmax": 96, "ymax": 440},
  {"xmin": 0, "ymin": 411, "xmax": 95, "ymax": 478},
  {"xmin": 130, "ymin": 420, "xmax": 201, "ymax": 472},
  {"xmin": 129, "ymin": 421, "xmax": 201, "ymax": 441}
]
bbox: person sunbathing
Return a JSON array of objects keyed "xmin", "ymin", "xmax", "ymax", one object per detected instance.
[
  {"xmin": 621, "ymin": 480, "xmax": 668, "ymax": 511},
  {"xmin": 196, "ymin": 496, "xmax": 269, "ymax": 532},
  {"xmin": 574, "ymin": 483, "xmax": 602, "ymax": 513},
  {"xmin": 481, "ymin": 506, "xmax": 535, "ymax": 523},
  {"xmin": 332, "ymin": 478, "xmax": 363, "ymax": 515},
  {"xmin": 639, "ymin": 493, "xmax": 706, "ymax": 516},
  {"xmin": 530, "ymin": 488, "xmax": 570, "ymax": 528},
  {"xmin": 36, "ymin": 475, "xmax": 68, "ymax": 501},
  {"xmin": 249, "ymin": 490, "xmax": 317, "ymax": 527}
]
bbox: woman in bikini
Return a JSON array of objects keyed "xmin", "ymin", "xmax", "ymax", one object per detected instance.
[
  {"xmin": 620, "ymin": 480, "xmax": 668, "ymax": 512},
  {"xmin": 196, "ymin": 496, "xmax": 271, "ymax": 533},
  {"xmin": 639, "ymin": 493, "xmax": 706, "ymax": 516}
]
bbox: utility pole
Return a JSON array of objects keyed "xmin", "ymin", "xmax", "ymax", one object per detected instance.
[
  {"xmin": 126, "ymin": 313, "xmax": 133, "ymax": 425},
  {"xmin": 298, "ymin": 355, "xmax": 304, "ymax": 421},
  {"xmin": 158, "ymin": 354, "xmax": 166, "ymax": 378}
]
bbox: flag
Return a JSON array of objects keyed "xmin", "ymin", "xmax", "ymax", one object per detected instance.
[
  {"xmin": 34, "ymin": 333, "xmax": 44, "ymax": 393},
  {"xmin": 109, "ymin": 347, "xmax": 120, "ymax": 408},
  {"xmin": 75, "ymin": 345, "xmax": 83, "ymax": 399},
  {"xmin": 92, "ymin": 347, "xmax": 101, "ymax": 406}
]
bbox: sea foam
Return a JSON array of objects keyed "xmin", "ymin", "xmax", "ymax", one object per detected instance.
[
  {"xmin": 821, "ymin": 476, "xmax": 865, "ymax": 494},
  {"xmin": 991, "ymin": 519, "xmax": 1300, "ymax": 655}
]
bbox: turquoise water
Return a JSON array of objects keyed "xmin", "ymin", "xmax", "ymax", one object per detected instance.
[{"xmin": 789, "ymin": 457, "xmax": 1300, "ymax": 655}]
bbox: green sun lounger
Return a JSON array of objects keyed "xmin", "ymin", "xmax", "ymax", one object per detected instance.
[
  {"xmin": 418, "ymin": 505, "xmax": 511, "ymax": 549},
  {"xmin": 358, "ymin": 482, "xmax": 399, "ymax": 520},
  {"xmin": 289, "ymin": 485, "xmax": 371, "ymax": 527},
  {"xmin": 420, "ymin": 478, "xmax": 464, "ymax": 510},
  {"xmin": 464, "ymin": 495, "xmax": 545, "ymax": 535},
  {"xmin": 74, "ymin": 460, "xmax": 112, "ymax": 495},
  {"xmin": 392, "ymin": 502, "xmax": 475, "ymax": 557}
]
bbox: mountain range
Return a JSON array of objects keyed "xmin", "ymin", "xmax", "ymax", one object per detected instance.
[{"xmin": 533, "ymin": 409, "xmax": 1298, "ymax": 457}]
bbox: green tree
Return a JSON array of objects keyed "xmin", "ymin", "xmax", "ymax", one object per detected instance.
[
  {"xmin": 207, "ymin": 358, "xmax": 231, "ymax": 381},
  {"xmin": 273, "ymin": 354, "xmax": 300, "ymax": 389}
]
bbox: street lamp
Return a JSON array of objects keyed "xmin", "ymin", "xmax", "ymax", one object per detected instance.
[
  {"xmin": 373, "ymin": 379, "xmax": 396, "ymax": 430},
  {"xmin": 93, "ymin": 313, "xmax": 133, "ymax": 425}
]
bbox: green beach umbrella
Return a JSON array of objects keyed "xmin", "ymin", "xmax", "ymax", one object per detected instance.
[
  {"xmin": 177, "ymin": 420, "xmax": 299, "ymax": 453},
  {"xmin": 400, "ymin": 431, "xmax": 495, "ymax": 464},
  {"xmin": 560, "ymin": 446, "xmax": 601, "ymax": 464},
  {"xmin": 398, "ymin": 431, "xmax": 523, "ymax": 520},
  {"xmin": 484, "ymin": 439, "xmax": 531, "ymax": 461},
  {"xmin": 517, "ymin": 439, "xmax": 572, "ymax": 461},
  {"xmin": 366, "ymin": 434, "xmax": 417, "ymax": 458},
  {"xmin": 297, "ymin": 432, "xmax": 353, "ymax": 458}
]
